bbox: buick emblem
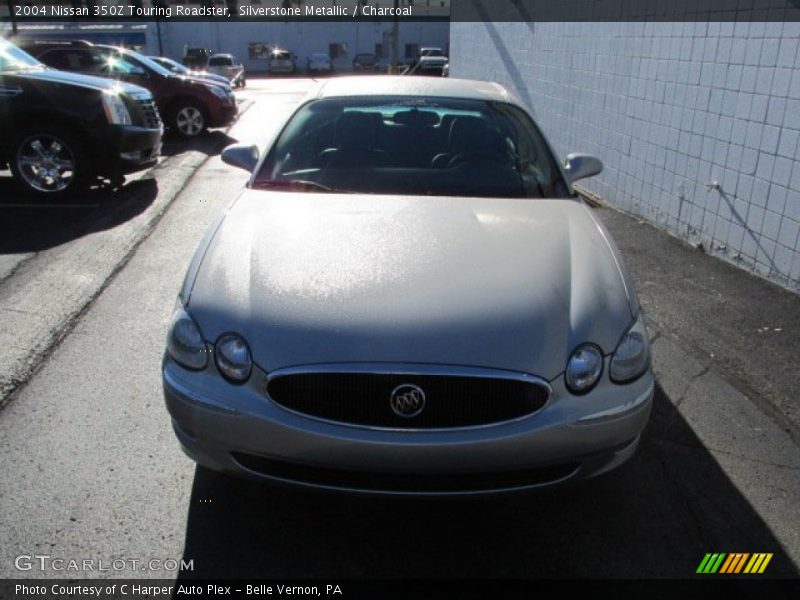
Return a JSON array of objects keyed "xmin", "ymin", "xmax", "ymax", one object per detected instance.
[{"xmin": 389, "ymin": 384, "xmax": 426, "ymax": 418}]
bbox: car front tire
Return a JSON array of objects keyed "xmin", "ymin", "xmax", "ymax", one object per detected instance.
[
  {"xmin": 10, "ymin": 127, "xmax": 92, "ymax": 197},
  {"xmin": 171, "ymin": 101, "xmax": 207, "ymax": 138}
]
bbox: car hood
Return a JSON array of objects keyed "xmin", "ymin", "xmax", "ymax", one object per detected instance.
[
  {"xmin": 177, "ymin": 73, "xmax": 227, "ymax": 88},
  {"xmin": 193, "ymin": 70, "xmax": 229, "ymax": 81},
  {"xmin": 18, "ymin": 67, "xmax": 148, "ymax": 95},
  {"xmin": 187, "ymin": 192, "xmax": 635, "ymax": 379}
]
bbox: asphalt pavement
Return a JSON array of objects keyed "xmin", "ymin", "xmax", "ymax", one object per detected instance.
[{"xmin": 0, "ymin": 77, "xmax": 797, "ymax": 581}]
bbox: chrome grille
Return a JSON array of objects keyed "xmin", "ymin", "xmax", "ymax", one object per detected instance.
[
  {"xmin": 134, "ymin": 98, "xmax": 162, "ymax": 129},
  {"xmin": 266, "ymin": 372, "xmax": 550, "ymax": 429}
]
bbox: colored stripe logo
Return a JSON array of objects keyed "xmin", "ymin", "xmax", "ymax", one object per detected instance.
[{"xmin": 696, "ymin": 553, "xmax": 773, "ymax": 574}]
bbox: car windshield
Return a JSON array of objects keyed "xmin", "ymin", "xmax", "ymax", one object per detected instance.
[
  {"xmin": 0, "ymin": 40, "xmax": 42, "ymax": 72},
  {"xmin": 121, "ymin": 49, "xmax": 173, "ymax": 77},
  {"xmin": 422, "ymin": 49, "xmax": 444, "ymax": 57},
  {"xmin": 272, "ymin": 51, "xmax": 291, "ymax": 60},
  {"xmin": 209, "ymin": 56, "xmax": 231, "ymax": 66},
  {"xmin": 152, "ymin": 56, "xmax": 188, "ymax": 73},
  {"xmin": 255, "ymin": 96, "xmax": 570, "ymax": 198}
]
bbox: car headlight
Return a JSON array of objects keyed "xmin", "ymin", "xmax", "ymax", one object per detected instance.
[
  {"xmin": 565, "ymin": 343, "xmax": 604, "ymax": 394},
  {"xmin": 205, "ymin": 84, "xmax": 230, "ymax": 100},
  {"xmin": 610, "ymin": 314, "xmax": 651, "ymax": 383},
  {"xmin": 215, "ymin": 333, "xmax": 252, "ymax": 383},
  {"xmin": 102, "ymin": 90, "xmax": 132, "ymax": 125},
  {"xmin": 166, "ymin": 306, "xmax": 207, "ymax": 370}
]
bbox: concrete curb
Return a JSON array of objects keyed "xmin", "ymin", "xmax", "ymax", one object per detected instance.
[{"xmin": 0, "ymin": 102, "xmax": 253, "ymax": 411}]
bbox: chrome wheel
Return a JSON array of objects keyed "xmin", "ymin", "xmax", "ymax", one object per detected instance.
[
  {"xmin": 175, "ymin": 106, "xmax": 205, "ymax": 137},
  {"xmin": 15, "ymin": 134, "xmax": 76, "ymax": 193}
]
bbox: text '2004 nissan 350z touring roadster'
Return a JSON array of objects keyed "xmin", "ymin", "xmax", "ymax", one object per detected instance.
[{"xmin": 163, "ymin": 76, "xmax": 654, "ymax": 495}]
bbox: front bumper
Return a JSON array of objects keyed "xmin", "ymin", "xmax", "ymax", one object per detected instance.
[
  {"xmin": 207, "ymin": 102, "xmax": 238, "ymax": 129},
  {"xmin": 163, "ymin": 358, "xmax": 654, "ymax": 495},
  {"xmin": 88, "ymin": 125, "xmax": 161, "ymax": 175},
  {"xmin": 115, "ymin": 126, "xmax": 162, "ymax": 173}
]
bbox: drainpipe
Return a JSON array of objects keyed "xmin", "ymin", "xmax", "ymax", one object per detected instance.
[
  {"xmin": 7, "ymin": 0, "xmax": 18, "ymax": 36},
  {"xmin": 391, "ymin": 0, "xmax": 399, "ymax": 72}
]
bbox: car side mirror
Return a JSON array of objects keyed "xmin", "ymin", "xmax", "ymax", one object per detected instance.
[
  {"xmin": 564, "ymin": 153, "xmax": 603, "ymax": 183},
  {"xmin": 221, "ymin": 143, "xmax": 260, "ymax": 172}
]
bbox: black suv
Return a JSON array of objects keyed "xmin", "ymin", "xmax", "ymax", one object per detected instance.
[{"xmin": 0, "ymin": 38, "xmax": 162, "ymax": 196}]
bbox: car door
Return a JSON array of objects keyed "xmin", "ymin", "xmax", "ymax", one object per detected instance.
[{"xmin": 0, "ymin": 73, "xmax": 25, "ymax": 161}]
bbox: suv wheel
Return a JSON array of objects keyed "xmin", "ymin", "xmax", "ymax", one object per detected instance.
[
  {"xmin": 11, "ymin": 129, "xmax": 89, "ymax": 196},
  {"xmin": 172, "ymin": 102, "xmax": 206, "ymax": 138}
]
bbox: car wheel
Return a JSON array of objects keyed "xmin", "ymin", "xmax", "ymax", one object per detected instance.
[
  {"xmin": 172, "ymin": 102, "xmax": 206, "ymax": 138},
  {"xmin": 10, "ymin": 128, "xmax": 91, "ymax": 197},
  {"xmin": 240, "ymin": 76, "xmax": 246, "ymax": 88}
]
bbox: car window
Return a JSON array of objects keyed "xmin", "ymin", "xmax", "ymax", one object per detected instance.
[
  {"xmin": 152, "ymin": 57, "xmax": 186, "ymax": 73},
  {"xmin": 87, "ymin": 50, "xmax": 143, "ymax": 76},
  {"xmin": 123, "ymin": 50, "xmax": 173, "ymax": 77},
  {"xmin": 272, "ymin": 51, "xmax": 292, "ymax": 60},
  {"xmin": 255, "ymin": 96, "xmax": 570, "ymax": 198},
  {"xmin": 209, "ymin": 56, "xmax": 231, "ymax": 66},
  {"xmin": 37, "ymin": 48, "xmax": 90, "ymax": 71}
]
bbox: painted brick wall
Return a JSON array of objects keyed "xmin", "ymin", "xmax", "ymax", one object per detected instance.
[{"xmin": 450, "ymin": 22, "xmax": 800, "ymax": 292}]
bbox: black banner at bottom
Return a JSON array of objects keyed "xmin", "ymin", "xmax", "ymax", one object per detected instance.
[{"xmin": 2, "ymin": 579, "xmax": 800, "ymax": 600}]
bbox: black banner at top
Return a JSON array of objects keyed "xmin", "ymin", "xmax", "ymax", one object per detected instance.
[{"xmin": 2, "ymin": 0, "xmax": 800, "ymax": 22}]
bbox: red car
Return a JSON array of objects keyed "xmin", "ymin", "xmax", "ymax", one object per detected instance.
[{"xmin": 23, "ymin": 40, "xmax": 237, "ymax": 138}]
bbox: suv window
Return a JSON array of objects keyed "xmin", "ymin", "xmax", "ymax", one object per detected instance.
[
  {"xmin": 209, "ymin": 56, "xmax": 232, "ymax": 66},
  {"xmin": 39, "ymin": 48, "xmax": 101, "ymax": 72}
]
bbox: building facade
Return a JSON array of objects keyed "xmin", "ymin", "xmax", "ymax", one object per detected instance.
[
  {"xmin": 146, "ymin": 18, "xmax": 449, "ymax": 72},
  {"xmin": 450, "ymin": 21, "xmax": 800, "ymax": 292}
]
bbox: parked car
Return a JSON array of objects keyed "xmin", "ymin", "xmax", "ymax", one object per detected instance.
[
  {"xmin": 183, "ymin": 47, "xmax": 212, "ymax": 70},
  {"xmin": 0, "ymin": 38, "xmax": 161, "ymax": 196},
  {"xmin": 163, "ymin": 76, "xmax": 654, "ymax": 494},
  {"xmin": 414, "ymin": 47, "xmax": 448, "ymax": 76},
  {"xmin": 207, "ymin": 53, "xmax": 246, "ymax": 88},
  {"xmin": 267, "ymin": 49, "xmax": 296, "ymax": 75},
  {"xmin": 352, "ymin": 53, "xmax": 378, "ymax": 72},
  {"xmin": 23, "ymin": 40, "xmax": 237, "ymax": 138},
  {"xmin": 147, "ymin": 55, "xmax": 229, "ymax": 88},
  {"xmin": 306, "ymin": 52, "xmax": 333, "ymax": 75}
]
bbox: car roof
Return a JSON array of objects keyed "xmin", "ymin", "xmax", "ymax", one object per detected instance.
[
  {"xmin": 311, "ymin": 76, "xmax": 517, "ymax": 105},
  {"xmin": 211, "ymin": 53, "xmax": 233, "ymax": 58}
]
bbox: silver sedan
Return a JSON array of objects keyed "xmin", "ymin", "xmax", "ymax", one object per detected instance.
[{"xmin": 163, "ymin": 76, "xmax": 654, "ymax": 495}]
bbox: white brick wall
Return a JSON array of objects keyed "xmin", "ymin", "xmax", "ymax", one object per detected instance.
[{"xmin": 450, "ymin": 21, "xmax": 800, "ymax": 292}]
